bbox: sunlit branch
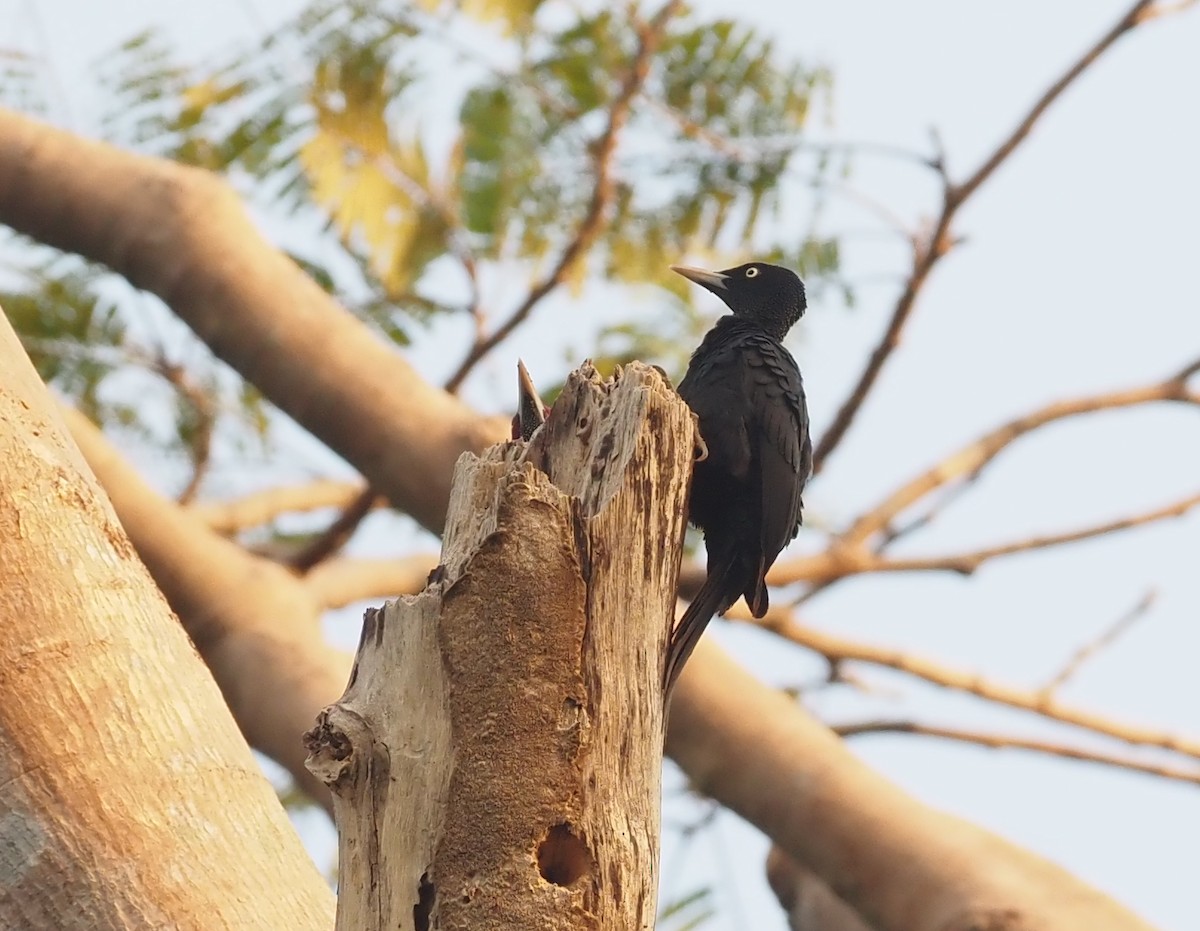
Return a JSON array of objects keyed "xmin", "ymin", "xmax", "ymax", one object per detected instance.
[
  {"xmin": 833, "ymin": 719, "xmax": 1200, "ymax": 786},
  {"xmin": 301, "ymin": 554, "xmax": 439, "ymax": 609},
  {"xmin": 840, "ymin": 376, "xmax": 1200, "ymax": 548},
  {"xmin": 188, "ymin": 480, "xmax": 367, "ymax": 534},
  {"xmin": 726, "ymin": 603, "xmax": 1200, "ymax": 760}
]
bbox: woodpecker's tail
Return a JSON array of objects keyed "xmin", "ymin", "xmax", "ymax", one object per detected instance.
[{"xmin": 664, "ymin": 557, "xmax": 739, "ymax": 694}]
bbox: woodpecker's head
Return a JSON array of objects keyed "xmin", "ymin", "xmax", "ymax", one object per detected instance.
[{"xmin": 671, "ymin": 262, "xmax": 806, "ymax": 341}]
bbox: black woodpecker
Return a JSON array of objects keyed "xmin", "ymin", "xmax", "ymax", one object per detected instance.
[{"xmin": 665, "ymin": 261, "xmax": 812, "ymax": 691}]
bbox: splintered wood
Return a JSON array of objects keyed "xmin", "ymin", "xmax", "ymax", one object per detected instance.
[{"xmin": 306, "ymin": 362, "xmax": 697, "ymax": 931}]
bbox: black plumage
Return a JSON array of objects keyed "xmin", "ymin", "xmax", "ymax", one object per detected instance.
[{"xmin": 665, "ymin": 261, "xmax": 812, "ymax": 691}]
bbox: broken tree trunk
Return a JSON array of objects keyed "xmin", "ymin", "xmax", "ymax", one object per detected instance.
[{"xmin": 306, "ymin": 362, "xmax": 697, "ymax": 930}]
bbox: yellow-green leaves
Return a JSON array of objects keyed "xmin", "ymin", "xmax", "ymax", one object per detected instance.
[{"xmin": 300, "ymin": 57, "xmax": 450, "ymax": 296}]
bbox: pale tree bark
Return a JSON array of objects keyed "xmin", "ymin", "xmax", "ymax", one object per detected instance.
[
  {"xmin": 667, "ymin": 643, "xmax": 1155, "ymax": 931},
  {"xmin": 0, "ymin": 106, "xmax": 509, "ymax": 534},
  {"xmin": 305, "ymin": 363, "xmax": 695, "ymax": 930},
  {"xmin": 0, "ymin": 310, "xmax": 334, "ymax": 929},
  {"xmin": 60, "ymin": 404, "xmax": 352, "ymax": 807}
]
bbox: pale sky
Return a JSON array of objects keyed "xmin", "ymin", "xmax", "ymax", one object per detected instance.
[{"xmin": 5, "ymin": 1, "xmax": 1199, "ymax": 928}]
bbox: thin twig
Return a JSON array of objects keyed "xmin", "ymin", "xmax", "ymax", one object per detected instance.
[
  {"xmin": 811, "ymin": 0, "xmax": 1159, "ymax": 475},
  {"xmin": 834, "ymin": 719, "xmax": 1200, "ymax": 786},
  {"xmin": 735, "ymin": 606, "xmax": 1200, "ymax": 760},
  {"xmin": 761, "ymin": 490, "xmax": 1200, "ymax": 587},
  {"xmin": 1172, "ymin": 354, "xmax": 1200, "ymax": 382},
  {"xmin": 839, "ymin": 376, "xmax": 1200, "ymax": 548},
  {"xmin": 1042, "ymin": 589, "xmax": 1158, "ymax": 694},
  {"xmin": 876, "ymin": 472, "xmax": 983, "ymax": 546},
  {"xmin": 143, "ymin": 353, "xmax": 216, "ymax": 505},
  {"xmin": 290, "ymin": 485, "xmax": 385, "ymax": 572},
  {"xmin": 649, "ymin": 97, "xmax": 938, "ymax": 170},
  {"xmin": 949, "ymin": 0, "xmax": 1156, "ymax": 207},
  {"xmin": 442, "ymin": 0, "xmax": 684, "ymax": 393}
]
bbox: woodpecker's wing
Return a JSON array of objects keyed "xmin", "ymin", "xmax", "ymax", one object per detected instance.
[
  {"xmin": 680, "ymin": 321, "xmax": 809, "ymax": 579},
  {"xmin": 678, "ymin": 325, "xmax": 755, "ymax": 482},
  {"xmin": 743, "ymin": 333, "xmax": 810, "ymax": 582}
]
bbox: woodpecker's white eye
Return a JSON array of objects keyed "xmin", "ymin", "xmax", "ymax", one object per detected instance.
[{"xmin": 745, "ymin": 266, "xmax": 760, "ymax": 278}]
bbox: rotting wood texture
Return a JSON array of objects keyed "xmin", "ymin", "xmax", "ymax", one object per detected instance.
[{"xmin": 306, "ymin": 361, "xmax": 698, "ymax": 931}]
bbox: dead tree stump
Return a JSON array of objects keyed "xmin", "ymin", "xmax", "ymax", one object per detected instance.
[{"xmin": 306, "ymin": 361, "xmax": 697, "ymax": 930}]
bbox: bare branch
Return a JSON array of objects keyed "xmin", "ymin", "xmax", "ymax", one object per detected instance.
[
  {"xmin": 834, "ymin": 720, "xmax": 1200, "ymax": 786},
  {"xmin": 442, "ymin": 0, "xmax": 684, "ymax": 393},
  {"xmin": 1042, "ymin": 589, "xmax": 1158, "ymax": 693},
  {"xmin": 737, "ymin": 606, "xmax": 1200, "ymax": 760},
  {"xmin": 290, "ymin": 486, "xmax": 384, "ymax": 572},
  {"xmin": 950, "ymin": 0, "xmax": 1156, "ymax": 206},
  {"xmin": 859, "ymin": 493, "xmax": 1200, "ymax": 578},
  {"xmin": 694, "ymin": 489, "xmax": 1200, "ymax": 592},
  {"xmin": 1138, "ymin": 0, "xmax": 1200, "ymax": 21},
  {"xmin": 188, "ymin": 480, "xmax": 367, "ymax": 534},
  {"xmin": 301, "ymin": 554, "xmax": 439, "ymax": 609},
  {"xmin": 840, "ymin": 376, "xmax": 1200, "ymax": 548},
  {"xmin": 1172, "ymin": 354, "xmax": 1200, "ymax": 382},
  {"xmin": 811, "ymin": 0, "xmax": 1162, "ymax": 474}
]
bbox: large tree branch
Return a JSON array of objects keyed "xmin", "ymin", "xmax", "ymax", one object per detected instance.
[
  {"xmin": 60, "ymin": 405, "xmax": 352, "ymax": 806},
  {"xmin": 669, "ymin": 643, "xmax": 1154, "ymax": 931},
  {"xmin": 811, "ymin": 0, "xmax": 1163, "ymax": 473},
  {"xmin": 0, "ymin": 107, "xmax": 508, "ymax": 534},
  {"xmin": 0, "ymin": 309, "xmax": 333, "ymax": 929}
]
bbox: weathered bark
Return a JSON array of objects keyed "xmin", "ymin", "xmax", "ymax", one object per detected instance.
[
  {"xmin": 668, "ymin": 642, "xmax": 1156, "ymax": 931},
  {"xmin": 0, "ymin": 106, "xmax": 508, "ymax": 534},
  {"xmin": 59, "ymin": 405, "xmax": 352, "ymax": 808},
  {"xmin": 306, "ymin": 363, "xmax": 695, "ymax": 930},
  {"xmin": 0, "ymin": 310, "xmax": 334, "ymax": 929}
]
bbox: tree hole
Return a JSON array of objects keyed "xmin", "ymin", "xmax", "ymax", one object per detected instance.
[
  {"xmin": 413, "ymin": 871, "xmax": 436, "ymax": 930},
  {"xmin": 537, "ymin": 822, "xmax": 590, "ymax": 887}
]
